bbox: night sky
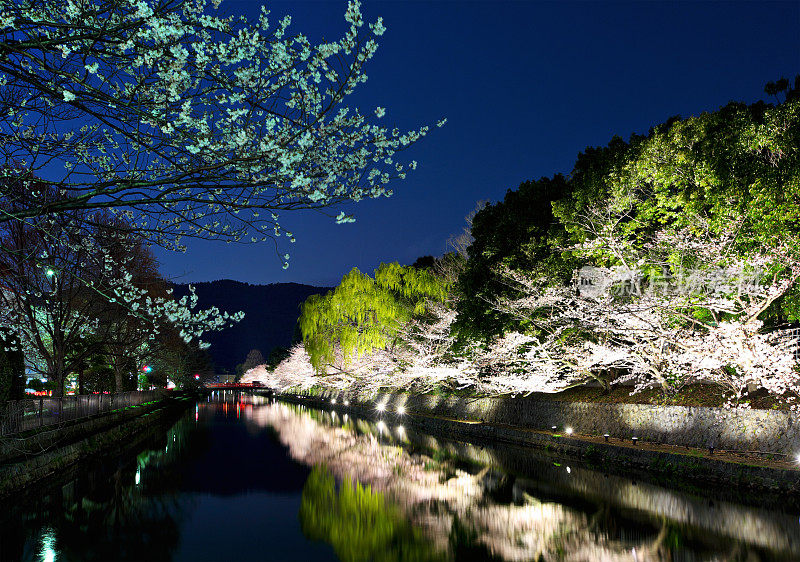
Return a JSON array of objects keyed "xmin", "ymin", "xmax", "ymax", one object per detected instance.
[{"xmin": 154, "ymin": 0, "xmax": 800, "ymax": 288}]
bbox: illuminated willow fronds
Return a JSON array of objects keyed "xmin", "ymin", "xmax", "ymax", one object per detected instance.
[{"xmin": 299, "ymin": 263, "xmax": 449, "ymax": 373}]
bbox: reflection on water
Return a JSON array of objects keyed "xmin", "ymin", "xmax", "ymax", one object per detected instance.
[
  {"xmin": 0, "ymin": 392, "xmax": 336, "ymax": 562},
  {"xmin": 250, "ymin": 399, "xmax": 800, "ymax": 561},
  {"xmin": 2, "ymin": 413, "xmax": 189, "ymax": 561},
  {"xmin": 1, "ymin": 391, "xmax": 799, "ymax": 561},
  {"xmin": 300, "ymin": 466, "xmax": 445, "ymax": 562}
]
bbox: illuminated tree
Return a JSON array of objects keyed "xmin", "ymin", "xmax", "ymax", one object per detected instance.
[
  {"xmin": 96, "ymin": 225, "xmax": 171, "ymax": 391},
  {"xmin": 299, "ymin": 466, "xmax": 444, "ymax": 562},
  {"xmin": 0, "ymin": 0, "xmax": 444, "ymax": 265},
  {"xmin": 0, "ymin": 200, "xmax": 241, "ymax": 395},
  {"xmin": 258, "ymin": 81, "xmax": 800, "ymax": 402},
  {"xmin": 242, "ymin": 348, "xmax": 265, "ymax": 372},
  {"xmin": 299, "ymin": 263, "xmax": 449, "ymax": 373},
  {"xmin": 0, "ymin": 203, "xmax": 110, "ymax": 394}
]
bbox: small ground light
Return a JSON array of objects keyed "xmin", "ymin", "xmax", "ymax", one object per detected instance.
[
  {"xmin": 565, "ymin": 427, "xmax": 573, "ymax": 435},
  {"xmin": 343, "ymin": 400, "xmax": 350, "ymax": 406},
  {"xmin": 551, "ymin": 426, "xmax": 557, "ymax": 431},
  {"xmin": 632, "ymin": 437, "xmax": 638, "ymax": 445},
  {"xmin": 397, "ymin": 405, "xmax": 406, "ymax": 415},
  {"xmin": 566, "ymin": 466, "xmax": 571, "ymax": 474},
  {"xmin": 331, "ymin": 398, "xmax": 336, "ymax": 404},
  {"xmin": 604, "ymin": 434, "xmax": 610, "ymax": 442},
  {"xmin": 376, "ymin": 402, "xmax": 386, "ymax": 412},
  {"xmin": 46, "ymin": 269, "xmax": 55, "ymax": 277},
  {"xmin": 709, "ymin": 445, "xmax": 715, "ymax": 455}
]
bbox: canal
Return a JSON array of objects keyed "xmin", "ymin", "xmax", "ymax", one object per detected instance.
[{"xmin": 2, "ymin": 391, "xmax": 799, "ymax": 561}]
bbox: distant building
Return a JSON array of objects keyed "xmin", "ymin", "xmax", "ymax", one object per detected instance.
[{"xmin": 215, "ymin": 374, "xmax": 236, "ymax": 384}]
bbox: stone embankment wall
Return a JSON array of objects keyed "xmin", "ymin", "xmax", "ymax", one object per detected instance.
[
  {"xmin": 280, "ymin": 391, "xmax": 800, "ymax": 493},
  {"xmin": 305, "ymin": 389, "xmax": 800, "ymax": 455},
  {"xmin": 0, "ymin": 395, "xmax": 191, "ymax": 497}
]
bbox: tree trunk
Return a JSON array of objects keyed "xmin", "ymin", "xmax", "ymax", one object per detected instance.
[
  {"xmin": 52, "ymin": 337, "xmax": 66, "ymax": 397},
  {"xmin": 52, "ymin": 372, "xmax": 65, "ymax": 397},
  {"xmin": 78, "ymin": 366, "xmax": 85, "ymax": 396},
  {"xmin": 115, "ymin": 366, "xmax": 125, "ymax": 394}
]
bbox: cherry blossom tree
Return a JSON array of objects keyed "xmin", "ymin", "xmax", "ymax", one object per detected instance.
[
  {"xmin": 0, "ymin": 202, "xmax": 242, "ymax": 395},
  {"xmin": 253, "ymin": 223, "xmax": 800, "ymax": 404},
  {"xmin": 481, "ymin": 213, "xmax": 800, "ymax": 403},
  {"xmin": 0, "ymin": 0, "xmax": 443, "ymax": 266}
]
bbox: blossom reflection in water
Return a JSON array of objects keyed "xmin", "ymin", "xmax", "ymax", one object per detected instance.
[{"xmin": 243, "ymin": 401, "xmax": 729, "ymax": 561}]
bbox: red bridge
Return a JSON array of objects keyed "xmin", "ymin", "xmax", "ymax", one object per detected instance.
[{"xmin": 204, "ymin": 382, "xmax": 269, "ymax": 390}]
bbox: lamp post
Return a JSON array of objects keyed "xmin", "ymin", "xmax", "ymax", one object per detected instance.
[{"xmin": 45, "ymin": 267, "xmax": 57, "ymax": 295}]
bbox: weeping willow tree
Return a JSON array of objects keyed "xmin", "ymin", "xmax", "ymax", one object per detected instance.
[{"xmin": 299, "ymin": 262, "xmax": 449, "ymax": 373}]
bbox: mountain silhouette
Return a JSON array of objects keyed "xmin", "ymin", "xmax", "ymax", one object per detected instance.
[{"xmin": 171, "ymin": 280, "xmax": 329, "ymax": 372}]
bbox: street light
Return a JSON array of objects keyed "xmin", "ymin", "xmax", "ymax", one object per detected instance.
[{"xmin": 45, "ymin": 268, "xmax": 57, "ymax": 295}]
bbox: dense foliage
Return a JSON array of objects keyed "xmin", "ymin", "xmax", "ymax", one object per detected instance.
[
  {"xmin": 455, "ymin": 77, "xmax": 800, "ymax": 397},
  {"xmin": 455, "ymin": 79, "xmax": 800, "ymax": 340},
  {"xmin": 259, "ymin": 77, "xmax": 800, "ymax": 404},
  {"xmin": 455, "ymin": 174, "xmax": 574, "ymax": 340},
  {"xmin": 299, "ymin": 263, "xmax": 448, "ymax": 373}
]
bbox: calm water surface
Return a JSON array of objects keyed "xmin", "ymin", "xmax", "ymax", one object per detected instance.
[{"xmin": 2, "ymin": 391, "xmax": 799, "ymax": 561}]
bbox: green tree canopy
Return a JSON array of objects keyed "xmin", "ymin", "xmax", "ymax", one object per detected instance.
[
  {"xmin": 299, "ymin": 263, "xmax": 449, "ymax": 373},
  {"xmin": 457, "ymin": 77, "xmax": 800, "ymax": 340},
  {"xmin": 554, "ymin": 79, "xmax": 800, "ymax": 322},
  {"xmin": 454, "ymin": 175, "xmax": 575, "ymax": 340}
]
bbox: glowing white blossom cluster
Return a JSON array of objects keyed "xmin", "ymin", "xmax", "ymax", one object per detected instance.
[
  {"xmin": 489, "ymin": 266, "xmax": 800, "ymax": 402},
  {"xmin": 249, "ymin": 219, "xmax": 800, "ymax": 405},
  {"xmin": 106, "ymin": 261, "xmax": 243, "ymax": 351},
  {"xmin": 0, "ymin": 0, "xmax": 443, "ymax": 267}
]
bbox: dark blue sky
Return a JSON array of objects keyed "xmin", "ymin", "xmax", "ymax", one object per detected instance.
[{"xmin": 155, "ymin": 0, "xmax": 800, "ymax": 287}]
